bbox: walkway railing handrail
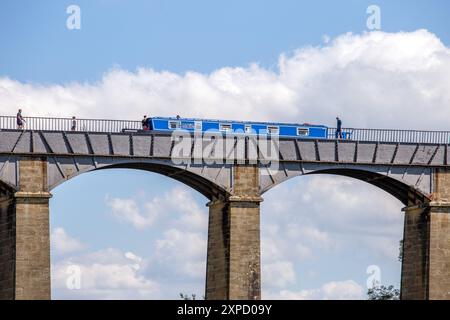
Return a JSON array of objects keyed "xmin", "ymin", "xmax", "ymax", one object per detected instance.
[
  {"xmin": 327, "ymin": 128, "xmax": 450, "ymax": 144},
  {"xmin": 0, "ymin": 115, "xmax": 141, "ymax": 133},
  {"xmin": 1, "ymin": 115, "xmax": 449, "ymax": 144}
]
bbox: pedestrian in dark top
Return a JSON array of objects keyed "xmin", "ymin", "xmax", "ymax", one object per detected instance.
[
  {"xmin": 71, "ymin": 116, "xmax": 77, "ymax": 131},
  {"xmin": 335, "ymin": 116, "xmax": 343, "ymax": 139},
  {"xmin": 16, "ymin": 109, "xmax": 25, "ymax": 130},
  {"xmin": 142, "ymin": 115, "xmax": 148, "ymax": 130}
]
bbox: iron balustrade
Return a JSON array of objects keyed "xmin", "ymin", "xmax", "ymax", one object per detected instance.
[
  {"xmin": 327, "ymin": 128, "xmax": 450, "ymax": 144},
  {"xmin": 1, "ymin": 115, "xmax": 450, "ymax": 144},
  {"xmin": 0, "ymin": 115, "xmax": 141, "ymax": 133}
]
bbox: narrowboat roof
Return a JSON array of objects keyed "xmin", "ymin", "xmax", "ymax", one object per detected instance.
[{"xmin": 151, "ymin": 117, "xmax": 327, "ymax": 128}]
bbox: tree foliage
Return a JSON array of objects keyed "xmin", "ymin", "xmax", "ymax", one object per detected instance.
[
  {"xmin": 367, "ymin": 285, "xmax": 400, "ymax": 300},
  {"xmin": 179, "ymin": 293, "xmax": 197, "ymax": 300},
  {"xmin": 398, "ymin": 240, "xmax": 404, "ymax": 262}
]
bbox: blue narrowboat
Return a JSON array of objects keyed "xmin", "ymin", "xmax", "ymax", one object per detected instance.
[{"xmin": 142, "ymin": 117, "xmax": 328, "ymax": 139}]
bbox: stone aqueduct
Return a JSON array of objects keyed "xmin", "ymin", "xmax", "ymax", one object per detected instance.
[{"xmin": 0, "ymin": 125, "xmax": 449, "ymax": 300}]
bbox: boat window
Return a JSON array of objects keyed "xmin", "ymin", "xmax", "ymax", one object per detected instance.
[
  {"xmin": 267, "ymin": 126, "xmax": 279, "ymax": 135},
  {"xmin": 169, "ymin": 121, "xmax": 181, "ymax": 129},
  {"xmin": 219, "ymin": 124, "xmax": 232, "ymax": 132},
  {"xmin": 245, "ymin": 125, "xmax": 252, "ymax": 133},
  {"xmin": 297, "ymin": 128, "xmax": 309, "ymax": 136}
]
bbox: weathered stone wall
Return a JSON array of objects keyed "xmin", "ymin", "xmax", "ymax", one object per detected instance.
[
  {"xmin": 232, "ymin": 165, "xmax": 260, "ymax": 198},
  {"xmin": 0, "ymin": 196, "xmax": 16, "ymax": 299},
  {"xmin": 427, "ymin": 207, "xmax": 450, "ymax": 299},
  {"xmin": 432, "ymin": 168, "xmax": 450, "ymax": 202},
  {"xmin": 401, "ymin": 168, "xmax": 450, "ymax": 300},
  {"xmin": 227, "ymin": 200, "xmax": 261, "ymax": 300},
  {"xmin": 401, "ymin": 205, "xmax": 429, "ymax": 300},
  {"xmin": 14, "ymin": 196, "xmax": 51, "ymax": 300},
  {"xmin": 428, "ymin": 168, "xmax": 450, "ymax": 300},
  {"xmin": 205, "ymin": 199, "xmax": 229, "ymax": 299},
  {"xmin": 205, "ymin": 165, "xmax": 262, "ymax": 300},
  {"xmin": 0, "ymin": 158, "xmax": 51, "ymax": 300},
  {"xmin": 14, "ymin": 158, "xmax": 51, "ymax": 300}
]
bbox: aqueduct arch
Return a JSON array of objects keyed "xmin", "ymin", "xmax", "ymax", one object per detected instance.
[
  {"xmin": 80, "ymin": 162, "xmax": 230, "ymax": 201},
  {"xmin": 259, "ymin": 163, "xmax": 431, "ymax": 206}
]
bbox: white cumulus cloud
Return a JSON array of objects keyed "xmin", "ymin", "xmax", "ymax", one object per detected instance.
[
  {"xmin": 264, "ymin": 280, "xmax": 365, "ymax": 300},
  {"xmin": 1, "ymin": 30, "xmax": 449, "ymax": 131},
  {"xmin": 263, "ymin": 261, "xmax": 297, "ymax": 288},
  {"xmin": 52, "ymin": 248, "xmax": 159, "ymax": 299},
  {"xmin": 51, "ymin": 227, "xmax": 85, "ymax": 255},
  {"xmin": 105, "ymin": 186, "xmax": 207, "ymax": 231},
  {"xmin": 155, "ymin": 228, "xmax": 207, "ymax": 278}
]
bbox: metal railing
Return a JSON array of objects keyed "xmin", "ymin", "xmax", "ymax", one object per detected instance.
[
  {"xmin": 328, "ymin": 128, "xmax": 450, "ymax": 144},
  {"xmin": 1, "ymin": 115, "xmax": 450, "ymax": 144},
  {"xmin": 0, "ymin": 115, "xmax": 141, "ymax": 133}
]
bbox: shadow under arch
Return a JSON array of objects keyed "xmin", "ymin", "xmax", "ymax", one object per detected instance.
[
  {"xmin": 0, "ymin": 179, "xmax": 15, "ymax": 198},
  {"xmin": 76, "ymin": 161, "xmax": 230, "ymax": 201},
  {"xmin": 306, "ymin": 168, "xmax": 429, "ymax": 206}
]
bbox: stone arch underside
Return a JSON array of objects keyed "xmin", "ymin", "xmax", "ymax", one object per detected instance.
[
  {"xmin": 46, "ymin": 157, "xmax": 232, "ymax": 201},
  {"xmin": 0, "ymin": 179, "xmax": 14, "ymax": 199},
  {"xmin": 95, "ymin": 162, "xmax": 229, "ymax": 200},
  {"xmin": 307, "ymin": 169, "xmax": 428, "ymax": 205},
  {"xmin": 260, "ymin": 164, "xmax": 431, "ymax": 206},
  {"xmin": 0, "ymin": 155, "xmax": 433, "ymax": 205}
]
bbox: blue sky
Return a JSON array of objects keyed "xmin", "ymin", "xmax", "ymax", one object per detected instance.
[
  {"xmin": 1, "ymin": 0, "xmax": 449, "ymax": 82},
  {"xmin": 1, "ymin": 0, "xmax": 450, "ymax": 299}
]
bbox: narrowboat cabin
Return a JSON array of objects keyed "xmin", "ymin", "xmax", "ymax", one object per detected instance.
[{"xmin": 141, "ymin": 117, "xmax": 328, "ymax": 139}]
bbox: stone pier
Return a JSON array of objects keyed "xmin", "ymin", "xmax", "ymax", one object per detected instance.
[
  {"xmin": 205, "ymin": 165, "xmax": 262, "ymax": 300},
  {"xmin": 401, "ymin": 169, "xmax": 450, "ymax": 300},
  {"xmin": 0, "ymin": 158, "xmax": 51, "ymax": 300}
]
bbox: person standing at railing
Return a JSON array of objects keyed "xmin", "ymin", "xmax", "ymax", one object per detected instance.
[
  {"xmin": 71, "ymin": 116, "xmax": 77, "ymax": 131},
  {"xmin": 16, "ymin": 109, "xmax": 25, "ymax": 130},
  {"xmin": 335, "ymin": 116, "xmax": 343, "ymax": 139},
  {"xmin": 142, "ymin": 115, "xmax": 148, "ymax": 130}
]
